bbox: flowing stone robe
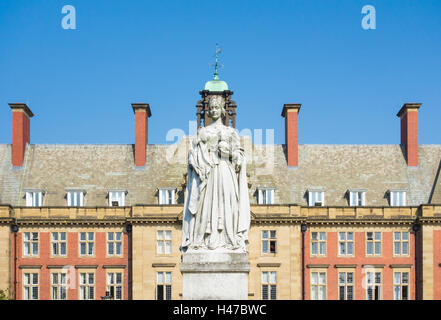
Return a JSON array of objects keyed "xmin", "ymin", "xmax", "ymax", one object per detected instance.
[{"xmin": 181, "ymin": 123, "xmax": 250, "ymax": 252}]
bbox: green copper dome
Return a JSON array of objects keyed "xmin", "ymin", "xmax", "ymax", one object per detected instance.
[{"xmin": 204, "ymin": 73, "xmax": 228, "ymax": 92}]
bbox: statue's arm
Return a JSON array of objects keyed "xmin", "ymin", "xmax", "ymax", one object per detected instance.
[
  {"xmin": 188, "ymin": 127, "xmax": 210, "ymax": 181},
  {"xmin": 231, "ymin": 129, "xmax": 245, "ymax": 171}
]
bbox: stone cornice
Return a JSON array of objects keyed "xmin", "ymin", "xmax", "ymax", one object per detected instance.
[
  {"xmin": 9, "ymin": 103, "xmax": 34, "ymax": 117},
  {"xmin": 419, "ymin": 217, "xmax": 441, "ymax": 224},
  {"xmin": 0, "ymin": 204, "xmax": 437, "ymax": 225},
  {"xmin": 304, "ymin": 218, "xmax": 416, "ymax": 226},
  {"xmin": 251, "ymin": 216, "xmax": 303, "ymax": 224},
  {"xmin": 128, "ymin": 217, "xmax": 182, "ymax": 224},
  {"xmin": 7, "ymin": 216, "xmax": 422, "ymax": 226},
  {"xmin": 0, "ymin": 218, "xmax": 15, "ymax": 224}
]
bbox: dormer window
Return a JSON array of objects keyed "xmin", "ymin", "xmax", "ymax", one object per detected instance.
[
  {"xmin": 158, "ymin": 188, "xmax": 176, "ymax": 205},
  {"xmin": 389, "ymin": 190, "xmax": 406, "ymax": 207},
  {"xmin": 66, "ymin": 189, "xmax": 85, "ymax": 207},
  {"xmin": 349, "ymin": 190, "xmax": 366, "ymax": 206},
  {"xmin": 108, "ymin": 190, "xmax": 126, "ymax": 207},
  {"xmin": 308, "ymin": 189, "xmax": 325, "ymax": 207},
  {"xmin": 257, "ymin": 188, "xmax": 275, "ymax": 205},
  {"xmin": 25, "ymin": 190, "xmax": 44, "ymax": 207}
]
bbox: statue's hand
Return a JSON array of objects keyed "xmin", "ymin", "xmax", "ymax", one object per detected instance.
[
  {"xmin": 232, "ymin": 151, "xmax": 243, "ymax": 172},
  {"xmin": 218, "ymin": 140, "xmax": 230, "ymax": 152},
  {"xmin": 218, "ymin": 141, "xmax": 231, "ymax": 160},
  {"xmin": 232, "ymin": 158, "xmax": 241, "ymax": 172}
]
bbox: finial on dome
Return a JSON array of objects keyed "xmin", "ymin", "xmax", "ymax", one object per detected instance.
[
  {"xmin": 204, "ymin": 44, "xmax": 228, "ymax": 92},
  {"xmin": 213, "ymin": 43, "xmax": 221, "ymax": 80}
]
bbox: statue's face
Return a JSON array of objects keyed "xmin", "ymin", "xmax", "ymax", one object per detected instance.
[{"xmin": 208, "ymin": 100, "xmax": 222, "ymax": 120}]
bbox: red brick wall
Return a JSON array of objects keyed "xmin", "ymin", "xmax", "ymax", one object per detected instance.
[
  {"xmin": 11, "ymin": 111, "xmax": 30, "ymax": 167},
  {"xmin": 285, "ymin": 110, "xmax": 299, "ymax": 167},
  {"xmin": 406, "ymin": 110, "xmax": 418, "ymax": 167},
  {"xmin": 400, "ymin": 110, "xmax": 418, "ymax": 167},
  {"xmin": 14, "ymin": 230, "xmax": 129, "ymax": 300},
  {"xmin": 305, "ymin": 230, "xmax": 415, "ymax": 300},
  {"xmin": 134, "ymin": 110, "xmax": 147, "ymax": 167}
]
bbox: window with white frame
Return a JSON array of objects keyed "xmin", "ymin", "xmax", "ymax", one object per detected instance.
[
  {"xmin": 157, "ymin": 230, "xmax": 172, "ymax": 255},
  {"xmin": 366, "ymin": 232, "xmax": 381, "ymax": 256},
  {"xmin": 51, "ymin": 272, "xmax": 67, "ymax": 300},
  {"xmin": 51, "ymin": 232, "xmax": 67, "ymax": 256},
  {"xmin": 261, "ymin": 230, "xmax": 277, "ymax": 254},
  {"xmin": 67, "ymin": 190, "xmax": 84, "ymax": 207},
  {"xmin": 308, "ymin": 190, "xmax": 324, "ymax": 207},
  {"xmin": 338, "ymin": 232, "xmax": 354, "ymax": 256},
  {"xmin": 107, "ymin": 232, "xmax": 123, "ymax": 256},
  {"xmin": 108, "ymin": 191, "xmax": 125, "ymax": 207},
  {"xmin": 390, "ymin": 191, "xmax": 406, "ymax": 207},
  {"xmin": 349, "ymin": 190, "xmax": 365, "ymax": 206},
  {"xmin": 79, "ymin": 232, "xmax": 95, "ymax": 256},
  {"xmin": 79, "ymin": 272, "xmax": 95, "ymax": 300},
  {"xmin": 310, "ymin": 272, "xmax": 326, "ymax": 300},
  {"xmin": 258, "ymin": 188, "xmax": 275, "ymax": 205},
  {"xmin": 393, "ymin": 232, "xmax": 409, "ymax": 256},
  {"xmin": 156, "ymin": 272, "xmax": 172, "ymax": 300},
  {"xmin": 366, "ymin": 271, "xmax": 381, "ymax": 300},
  {"xmin": 262, "ymin": 271, "xmax": 277, "ymax": 300},
  {"xmin": 338, "ymin": 271, "xmax": 354, "ymax": 300},
  {"xmin": 23, "ymin": 232, "xmax": 39, "ymax": 257},
  {"xmin": 25, "ymin": 190, "xmax": 43, "ymax": 207},
  {"xmin": 23, "ymin": 273, "xmax": 39, "ymax": 300},
  {"xmin": 393, "ymin": 272, "xmax": 409, "ymax": 300},
  {"xmin": 106, "ymin": 272, "xmax": 123, "ymax": 300},
  {"xmin": 158, "ymin": 188, "xmax": 175, "ymax": 205},
  {"xmin": 311, "ymin": 232, "xmax": 326, "ymax": 256}
]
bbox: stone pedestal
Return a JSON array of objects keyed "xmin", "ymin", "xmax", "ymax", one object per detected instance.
[{"xmin": 180, "ymin": 251, "xmax": 250, "ymax": 300}]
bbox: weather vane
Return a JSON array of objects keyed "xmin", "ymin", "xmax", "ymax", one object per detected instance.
[{"xmin": 211, "ymin": 43, "xmax": 223, "ymax": 80}]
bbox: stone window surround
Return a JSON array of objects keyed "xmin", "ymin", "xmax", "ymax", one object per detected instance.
[
  {"xmin": 24, "ymin": 189, "xmax": 45, "ymax": 207},
  {"xmin": 158, "ymin": 188, "xmax": 176, "ymax": 205},
  {"xmin": 66, "ymin": 189, "xmax": 86, "ymax": 207},
  {"xmin": 388, "ymin": 189, "xmax": 407, "ymax": 207},
  {"xmin": 257, "ymin": 187, "xmax": 275, "ymax": 205},
  {"xmin": 348, "ymin": 189, "xmax": 367, "ymax": 206},
  {"xmin": 107, "ymin": 190, "xmax": 127, "ymax": 207},
  {"xmin": 307, "ymin": 188, "xmax": 325, "ymax": 207}
]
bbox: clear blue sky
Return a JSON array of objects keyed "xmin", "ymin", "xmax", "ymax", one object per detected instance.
[{"xmin": 0, "ymin": 0, "xmax": 440, "ymax": 145}]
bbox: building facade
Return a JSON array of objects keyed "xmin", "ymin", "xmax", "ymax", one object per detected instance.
[{"xmin": 1, "ymin": 78, "xmax": 441, "ymax": 300}]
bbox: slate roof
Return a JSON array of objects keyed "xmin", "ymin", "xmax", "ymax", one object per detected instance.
[
  {"xmin": 1, "ymin": 140, "xmax": 441, "ymax": 207},
  {"xmin": 430, "ymin": 159, "xmax": 441, "ymax": 204}
]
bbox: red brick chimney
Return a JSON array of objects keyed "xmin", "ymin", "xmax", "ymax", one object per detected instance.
[
  {"xmin": 9, "ymin": 103, "xmax": 34, "ymax": 167},
  {"xmin": 132, "ymin": 103, "xmax": 151, "ymax": 167},
  {"xmin": 282, "ymin": 103, "xmax": 301, "ymax": 167},
  {"xmin": 397, "ymin": 103, "xmax": 421, "ymax": 167}
]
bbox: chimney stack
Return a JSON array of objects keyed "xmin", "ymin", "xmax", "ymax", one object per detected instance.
[
  {"xmin": 397, "ymin": 103, "xmax": 421, "ymax": 167},
  {"xmin": 282, "ymin": 103, "xmax": 301, "ymax": 167},
  {"xmin": 9, "ymin": 103, "xmax": 34, "ymax": 167},
  {"xmin": 132, "ymin": 103, "xmax": 151, "ymax": 167}
]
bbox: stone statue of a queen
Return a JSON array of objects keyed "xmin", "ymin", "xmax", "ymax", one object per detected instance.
[{"xmin": 181, "ymin": 95, "xmax": 250, "ymax": 252}]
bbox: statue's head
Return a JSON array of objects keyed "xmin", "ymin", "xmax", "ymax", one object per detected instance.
[{"xmin": 207, "ymin": 95, "xmax": 226, "ymax": 121}]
